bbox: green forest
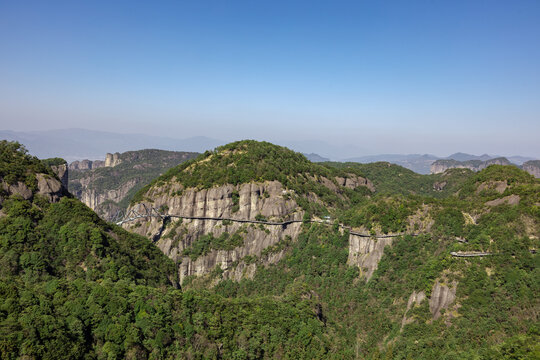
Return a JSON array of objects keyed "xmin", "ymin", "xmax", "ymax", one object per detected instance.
[{"xmin": 0, "ymin": 140, "xmax": 538, "ymax": 359}]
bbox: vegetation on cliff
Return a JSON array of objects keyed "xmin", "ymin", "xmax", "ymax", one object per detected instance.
[
  {"xmin": 1, "ymin": 140, "xmax": 538, "ymax": 359},
  {"xmin": 0, "ymin": 141, "xmax": 56, "ymax": 186},
  {"xmin": 0, "ymin": 142, "xmax": 332, "ymax": 359},
  {"xmin": 132, "ymin": 140, "xmax": 372, "ymax": 215}
]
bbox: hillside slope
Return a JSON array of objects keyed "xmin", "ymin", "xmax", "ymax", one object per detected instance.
[
  {"xmin": 123, "ymin": 140, "xmax": 539, "ymax": 359},
  {"xmin": 126, "ymin": 140, "xmax": 375, "ymax": 283},
  {"xmin": 0, "ymin": 141, "xmax": 335, "ymax": 359}
]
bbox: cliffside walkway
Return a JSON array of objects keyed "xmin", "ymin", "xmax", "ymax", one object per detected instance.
[
  {"xmin": 450, "ymin": 251, "xmax": 493, "ymax": 257},
  {"xmin": 450, "ymin": 250, "xmax": 536, "ymax": 257},
  {"xmin": 115, "ymin": 206, "xmax": 414, "ymax": 238}
]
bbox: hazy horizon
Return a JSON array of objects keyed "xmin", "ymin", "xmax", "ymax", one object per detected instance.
[
  {"xmin": 1, "ymin": 128, "xmax": 538, "ymax": 164},
  {"xmin": 1, "ymin": 1, "xmax": 539, "ymax": 157}
]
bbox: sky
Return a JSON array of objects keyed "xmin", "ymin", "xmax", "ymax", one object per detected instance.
[{"xmin": 1, "ymin": 0, "xmax": 539, "ymax": 157}]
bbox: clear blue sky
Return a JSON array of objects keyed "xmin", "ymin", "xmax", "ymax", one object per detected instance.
[{"xmin": 1, "ymin": 0, "xmax": 539, "ymax": 157}]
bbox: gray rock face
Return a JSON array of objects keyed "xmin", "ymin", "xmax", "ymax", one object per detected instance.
[
  {"xmin": 429, "ymin": 280, "xmax": 457, "ymax": 319},
  {"xmin": 105, "ymin": 153, "xmax": 122, "ymax": 167},
  {"xmin": 485, "ymin": 194, "xmax": 520, "ymax": 207},
  {"xmin": 36, "ymin": 174, "xmax": 66, "ymax": 202},
  {"xmin": 1, "ymin": 174, "xmax": 67, "ymax": 206},
  {"xmin": 522, "ymin": 160, "xmax": 540, "ymax": 178},
  {"xmin": 335, "ymin": 175, "xmax": 375, "ymax": 192},
  {"xmin": 69, "ymin": 159, "xmax": 105, "ymax": 170},
  {"xmin": 433, "ymin": 181, "xmax": 447, "ymax": 191},
  {"xmin": 401, "ymin": 291, "xmax": 426, "ymax": 329},
  {"xmin": 69, "ymin": 150, "xmax": 198, "ymax": 220},
  {"xmin": 476, "ymin": 180, "xmax": 507, "ymax": 194},
  {"xmin": 51, "ymin": 164, "xmax": 69, "ymax": 188},
  {"xmin": 431, "ymin": 157, "xmax": 512, "ymax": 174},
  {"xmin": 347, "ymin": 235, "xmax": 393, "ymax": 280},
  {"xmin": 169, "ymin": 220, "xmax": 301, "ymax": 283},
  {"xmin": 2, "ymin": 181, "xmax": 33, "ymax": 201},
  {"xmin": 126, "ymin": 181, "xmax": 304, "ymax": 283}
]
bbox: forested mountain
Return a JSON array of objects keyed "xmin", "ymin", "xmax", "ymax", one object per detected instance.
[{"xmin": 1, "ymin": 139, "xmax": 538, "ymax": 359}]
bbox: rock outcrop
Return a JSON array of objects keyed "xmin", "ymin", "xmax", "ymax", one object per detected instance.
[
  {"xmin": 69, "ymin": 149, "xmax": 198, "ymax": 220},
  {"xmin": 69, "ymin": 159, "xmax": 105, "ymax": 171},
  {"xmin": 401, "ymin": 291, "xmax": 426, "ymax": 329},
  {"xmin": 78, "ymin": 178, "xmax": 139, "ymax": 211},
  {"xmin": 105, "ymin": 152, "xmax": 122, "ymax": 167},
  {"xmin": 429, "ymin": 280, "xmax": 457, "ymax": 320},
  {"xmin": 1, "ymin": 174, "xmax": 68, "ymax": 206},
  {"xmin": 522, "ymin": 160, "xmax": 540, "ymax": 178},
  {"xmin": 125, "ymin": 181, "xmax": 304, "ymax": 283},
  {"xmin": 433, "ymin": 181, "xmax": 447, "ymax": 191},
  {"xmin": 335, "ymin": 174, "xmax": 375, "ymax": 192},
  {"xmin": 347, "ymin": 235, "xmax": 393, "ymax": 280},
  {"xmin": 431, "ymin": 157, "xmax": 512, "ymax": 174},
  {"xmin": 485, "ymin": 194, "xmax": 520, "ymax": 207},
  {"xmin": 51, "ymin": 163, "xmax": 69, "ymax": 188}
]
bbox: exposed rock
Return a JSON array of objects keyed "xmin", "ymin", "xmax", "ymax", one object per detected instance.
[
  {"xmin": 36, "ymin": 174, "xmax": 67, "ymax": 202},
  {"xmin": 335, "ymin": 174, "xmax": 375, "ymax": 192},
  {"xmin": 522, "ymin": 160, "xmax": 540, "ymax": 178},
  {"xmin": 51, "ymin": 163, "xmax": 69, "ymax": 188},
  {"xmin": 429, "ymin": 280, "xmax": 457, "ymax": 319},
  {"xmin": 476, "ymin": 180, "xmax": 507, "ymax": 194},
  {"xmin": 347, "ymin": 235, "xmax": 393, "ymax": 280},
  {"xmin": 171, "ymin": 220, "xmax": 301, "ymax": 283},
  {"xmin": 408, "ymin": 291, "xmax": 426, "ymax": 310},
  {"xmin": 5, "ymin": 181, "xmax": 33, "ymax": 200},
  {"xmin": 69, "ymin": 159, "xmax": 106, "ymax": 171},
  {"xmin": 431, "ymin": 157, "xmax": 512, "ymax": 174},
  {"xmin": 69, "ymin": 149, "xmax": 198, "ymax": 220},
  {"xmin": 93, "ymin": 160, "xmax": 105, "ymax": 168},
  {"xmin": 401, "ymin": 291, "xmax": 426, "ymax": 328},
  {"xmin": 105, "ymin": 152, "xmax": 122, "ymax": 167},
  {"xmin": 485, "ymin": 194, "xmax": 520, "ymax": 207},
  {"xmin": 432, "ymin": 181, "xmax": 447, "ymax": 191},
  {"xmin": 126, "ymin": 181, "xmax": 303, "ymax": 283},
  {"xmin": 1, "ymin": 174, "xmax": 67, "ymax": 205},
  {"xmin": 138, "ymin": 181, "xmax": 299, "ymax": 222}
]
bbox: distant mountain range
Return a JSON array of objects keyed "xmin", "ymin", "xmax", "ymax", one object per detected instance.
[
  {"xmin": 346, "ymin": 153, "xmax": 537, "ymax": 174},
  {"xmin": 303, "ymin": 153, "xmax": 330, "ymax": 162},
  {"xmin": 1, "ymin": 128, "xmax": 536, "ymax": 173},
  {"xmin": 0, "ymin": 129, "xmax": 223, "ymax": 162}
]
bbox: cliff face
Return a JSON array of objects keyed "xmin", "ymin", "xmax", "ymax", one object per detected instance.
[
  {"xmin": 0, "ymin": 174, "xmax": 68, "ymax": 207},
  {"xmin": 522, "ymin": 160, "xmax": 540, "ymax": 178},
  {"xmin": 347, "ymin": 235, "xmax": 393, "ymax": 280},
  {"xmin": 105, "ymin": 152, "xmax": 122, "ymax": 167},
  {"xmin": 68, "ymin": 149, "xmax": 198, "ymax": 220},
  {"xmin": 430, "ymin": 157, "xmax": 512, "ymax": 174},
  {"xmin": 124, "ymin": 181, "xmax": 304, "ymax": 283},
  {"xmin": 50, "ymin": 163, "xmax": 69, "ymax": 188},
  {"xmin": 69, "ymin": 159, "xmax": 105, "ymax": 170}
]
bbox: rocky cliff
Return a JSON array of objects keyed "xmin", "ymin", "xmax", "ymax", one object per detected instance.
[
  {"xmin": 50, "ymin": 163, "xmax": 69, "ymax": 188},
  {"xmin": 347, "ymin": 235, "xmax": 393, "ymax": 280},
  {"xmin": 69, "ymin": 159, "xmax": 105, "ymax": 170},
  {"xmin": 125, "ymin": 181, "xmax": 304, "ymax": 283},
  {"xmin": 69, "ymin": 149, "xmax": 198, "ymax": 220},
  {"xmin": 0, "ymin": 172, "xmax": 69, "ymax": 208},
  {"xmin": 125, "ymin": 140, "xmax": 377, "ymax": 284},
  {"xmin": 522, "ymin": 160, "xmax": 540, "ymax": 178},
  {"xmin": 430, "ymin": 157, "xmax": 512, "ymax": 174}
]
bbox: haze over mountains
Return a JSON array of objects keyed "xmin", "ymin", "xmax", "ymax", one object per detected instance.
[
  {"xmin": 0, "ymin": 129, "xmax": 223, "ymax": 162},
  {"xmin": 2, "ymin": 128, "xmax": 536, "ymax": 174}
]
